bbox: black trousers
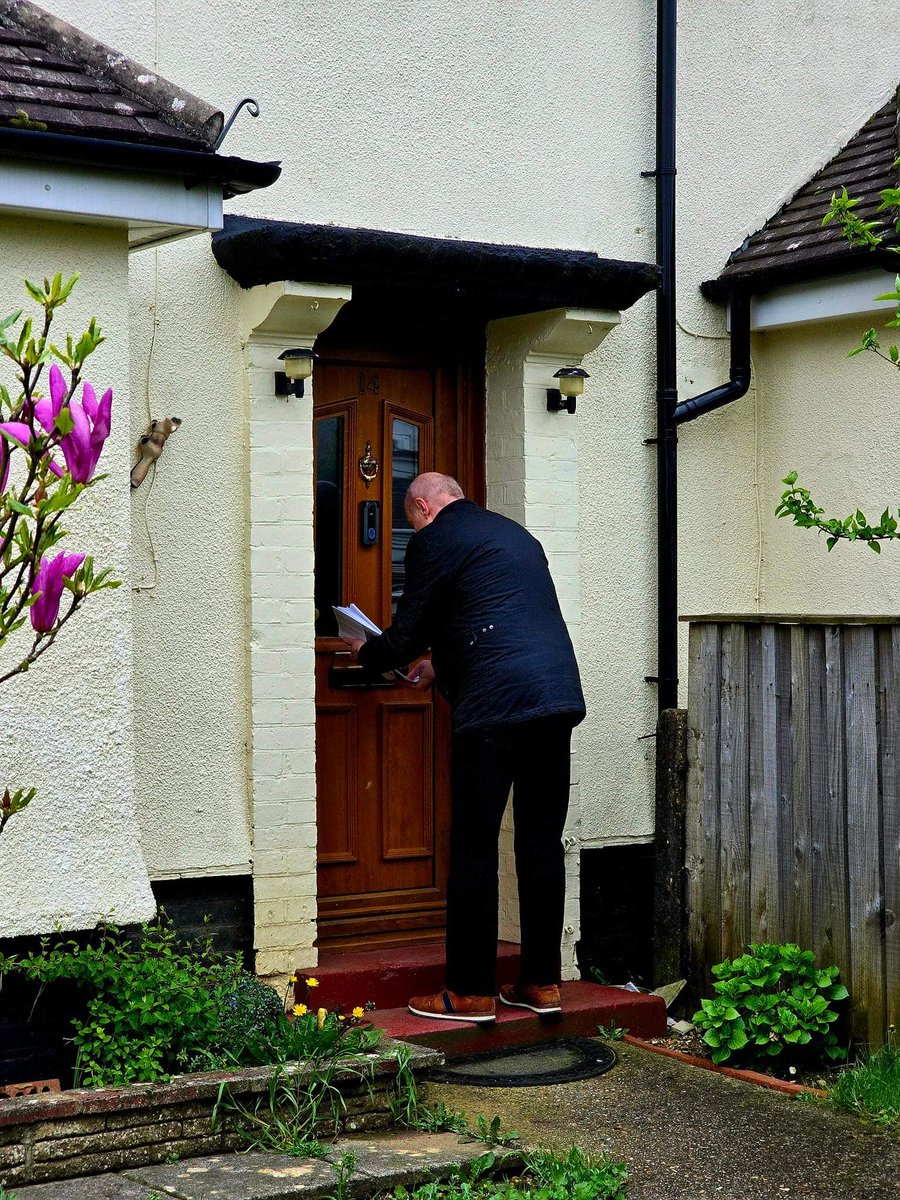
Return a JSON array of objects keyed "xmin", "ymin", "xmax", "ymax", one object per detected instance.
[{"xmin": 444, "ymin": 715, "xmax": 574, "ymax": 997}]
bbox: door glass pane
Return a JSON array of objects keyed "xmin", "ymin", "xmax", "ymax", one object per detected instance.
[
  {"xmin": 391, "ymin": 419, "xmax": 420, "ymax": 613},
  {"xmin": 315, "ymin": 416, "xmax": 343, "ymax": 637}
]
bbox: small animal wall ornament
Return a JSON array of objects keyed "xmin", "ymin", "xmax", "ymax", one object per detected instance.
[{"xmin": 131, "ymin": 417, "xmax": 182, "ymax": 489}]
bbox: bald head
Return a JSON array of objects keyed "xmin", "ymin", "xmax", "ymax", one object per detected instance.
[{"xmin": 405, "ymin": 472, "xmax": 465, "ymax": 531}]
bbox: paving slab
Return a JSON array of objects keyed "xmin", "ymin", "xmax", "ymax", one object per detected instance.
[
  {"xmin": 9, "ymin": 1177, "xmax": 154, "ymax": 1199},
  {"xmin": 329, "ymin": 1129, "xmax": 505, "ymax": 1186},
  {"xmin": 10, "ymin": 1132, "xmax": 503, "ymax": 1200},
  {"xmin": 123, "ymin": 1152, "xmax": 343, "ymax": 1199}
]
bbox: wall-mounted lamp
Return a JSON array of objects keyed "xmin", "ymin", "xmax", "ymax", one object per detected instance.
[
  {"xmin": 546, "ymin": 366, "xmax": 590, "ymax": 414},
  {"xmin": 275, "ymin": 348, "xmax": 316, "ymax": 398}
]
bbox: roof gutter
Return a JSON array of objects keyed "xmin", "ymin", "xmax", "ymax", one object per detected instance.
[{"xmin": 0, "ymin": 126, "xmax": 281, "ymax": 197}]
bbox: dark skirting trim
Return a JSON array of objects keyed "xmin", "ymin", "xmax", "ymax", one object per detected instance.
[{"xmin": 211, "ymin": 215, "xmax": 659, "ymax": 317}]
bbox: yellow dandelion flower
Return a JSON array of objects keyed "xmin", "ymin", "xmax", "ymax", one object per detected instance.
[
  {"xmin": 289, "ymin": 975, "xmax": 297, "ymax": 985},
  {"xmin": 306, "ymin": 977, "xmax": 320, "ymax": 988},
  {"xmin": 338, "ymin": 1014, "xmax": 346, "ymax": 1021},
  {"xmin": 293, "ymin": 1003, "xmax": 308, "ymax": 1017},
  {"xmin": 352, "ymin": 1006, "xmax": 365, "ymax": 1019}
]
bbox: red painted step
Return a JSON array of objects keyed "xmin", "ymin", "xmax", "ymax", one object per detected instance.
[
  {"xmin": 295, "ymin": 941, "xmax": 521, "ymax": 1011},
  {"xmin": 371, "ymin": 982, "xmax": 667, "ymax": 1057}
]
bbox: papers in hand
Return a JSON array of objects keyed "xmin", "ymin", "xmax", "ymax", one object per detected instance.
[
  {"xmin": 332, "ymin": 604, "xmax": 412, "ymax": 683},
  {"xmin": 332, "ymin": 603, "xmax": 382, "ymax": 643}
]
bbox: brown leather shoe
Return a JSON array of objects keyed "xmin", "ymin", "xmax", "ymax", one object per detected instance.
[
  {"xmin": 407, "ymin": 989, "xmax": 496, "ymax": 1023},
  {"xmin": 499, "ymin": 982, "xmax": 562, "ymax": 1014}
]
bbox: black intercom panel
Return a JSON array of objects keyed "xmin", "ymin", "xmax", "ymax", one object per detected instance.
[{"xmin": 359, "ymin": 499, "xmax": 380, "ymax": 547}]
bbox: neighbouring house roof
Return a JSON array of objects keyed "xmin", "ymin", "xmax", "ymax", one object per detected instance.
[
  {"xmin": 704, "ymin": 91, "xmax": 899, "ymax": 300},
  {"xmin": 0, "ymin": 0, "xmax": 279, "ymax": 196},
  {"xmin": 211, "ymin": 216, "xmax": 660, "ymax": 318}
]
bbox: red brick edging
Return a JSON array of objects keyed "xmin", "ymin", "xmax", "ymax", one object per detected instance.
[{"xmin": 622, "ymin": 1034, "xmax": 829, "ymax": 1098}]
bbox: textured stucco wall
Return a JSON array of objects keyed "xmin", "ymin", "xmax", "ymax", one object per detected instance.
[
  {"xmin": 743, "ymin": 316, "xmax": 900, "ymax": 614},
  {"xmin": 128, "ymin": 241, "xmax": 253, "ymax": 879},
  {"xmin": 45, "ymin": 0, "xmax": 900, "ymax": 861},
  {"xmin": 0, "ymin": 216, "xmax": 154, "ymax": 935}
]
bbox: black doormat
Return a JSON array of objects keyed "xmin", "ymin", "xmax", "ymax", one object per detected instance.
[{"xmin": 430, "ymin": 1037, "xmax": 616, "ymax": 1087}]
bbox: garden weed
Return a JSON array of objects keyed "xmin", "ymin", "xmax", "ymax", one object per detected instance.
[
  {"xmin": 829, "ymin": 1034, "xmax": 900, "ymax": 1126},
  {"xmin": 212, "ymin": 1052, "xmax": 373, "ymax": 1154},
  {"xmin": 381, "ymin": 1144, "xmax": 628, "ymax": 1200},
  {"xmin": 597, "ymin": 1022, "xmax": 626, "ymax": 1041},
  {"xmin": 326, "ymin": 1151, "xmax": 357, "ymax": 1200},
  {"xmin": 387, "ymin": 1050, "xmax": 517, "ymax": 1147}
]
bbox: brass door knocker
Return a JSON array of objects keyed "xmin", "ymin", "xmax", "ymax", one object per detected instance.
[{"xmin": 358, "ymin": 441, "xmax": 378, "ymax": 487}]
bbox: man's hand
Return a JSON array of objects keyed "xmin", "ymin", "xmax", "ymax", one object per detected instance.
[
  {"xmin": 403, "ymin": 659, "xmax": 435, "ymax": 689},
  {"xmin": 344, "ymin": 637, "xmax": 365, "ymax": 659}
]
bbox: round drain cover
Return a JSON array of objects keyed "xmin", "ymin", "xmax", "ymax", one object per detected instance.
[{"xmin": 431, "ymin": 1037, "xmax": 616, "ymax": 1087}]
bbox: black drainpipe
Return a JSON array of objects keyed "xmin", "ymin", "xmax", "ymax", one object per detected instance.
[
  {"xmin": 674, "ymin": 290, "xmax": 752, "ymax": 424},
  {"xmin": 650, "ymin": 0, "xmax": 679, "ymax": 713},
  {"xmin": 651, "ymin": 0, "xmax": 752, "ymax": 711}
]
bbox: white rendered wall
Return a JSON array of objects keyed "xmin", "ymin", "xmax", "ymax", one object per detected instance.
[
  {"xmin": 0, "ymin": 217, "xmax": 154, "ymax": 936},
  {"xmin": 50, "ymin": 0, "xmax": 900, "ymax": 857},
  {"xmin": 128, "ymin": 239, "xmax": 254, "ymax": 880},
  {"xmin": 485, "ymin": 308, "xmax": 619, "ymax": 978},
  {"xmin": 743, "ymin": 317, "xmax": 900, "ymax": 615}
]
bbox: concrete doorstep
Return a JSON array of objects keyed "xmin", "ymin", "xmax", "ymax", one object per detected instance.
[{"xmin": 10, "ymin": 1130, "xmax": 508, "ymax": 1199}]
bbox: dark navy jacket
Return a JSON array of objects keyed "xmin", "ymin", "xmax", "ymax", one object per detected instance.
[{"xmin": 358, "ymin": 500, "xmax": 585, "ymax": 734}]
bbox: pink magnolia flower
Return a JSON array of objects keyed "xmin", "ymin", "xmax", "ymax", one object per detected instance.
[
  {"xmin": 32, "ymin": 363, "xmax": 67, "ymax": 439},
  {"xmin": 35, "ymin": 366, "xmax": 112, "ymax": 483},
  {"xmin": 30, "ymin": 550, "xmax": 85, "ymax": 633},
  {"xmin": 60, "ymin": 383, "xmax": 112, "ymax": 484}
]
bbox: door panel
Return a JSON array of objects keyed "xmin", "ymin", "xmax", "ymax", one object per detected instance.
[{"xmin": 313, "ymin": 357, "xmax": 452, "ymax": 951}]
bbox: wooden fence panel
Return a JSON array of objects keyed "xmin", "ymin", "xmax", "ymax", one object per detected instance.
[
  {"xmin": 685, "ymin": 617, "xmax": 898, "ymax": 1046},
  {"xmin": 720, "ymin": 623, "xmax": 750, "ymax": 959},
  {"xmin": 821, "ymin": 625, "xmax": 849, "ymax": 976},
  {"xmin": 879, "ymin": 628, "xmax": 900, "ymax": 1030},
  {"xmin": 685, "ymin": 623, "xmax": 722, "ymax": 998},
  {"xmin": 748, "ymin": 625, "xmax": 780, "ymax": 941}
]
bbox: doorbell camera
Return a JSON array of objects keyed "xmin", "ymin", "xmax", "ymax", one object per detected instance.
[{"xmin": 359, "ymin": 500, "xmax": 380, "ymax": 547}]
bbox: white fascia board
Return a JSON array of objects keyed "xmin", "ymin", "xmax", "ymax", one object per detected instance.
[
  {"xmin": 0, "ymin": 157, "xmax": 223, "ymax": 244},
  {"xmin": 749, "ymin": 269, "xmax": 897, "ymax": 331}
]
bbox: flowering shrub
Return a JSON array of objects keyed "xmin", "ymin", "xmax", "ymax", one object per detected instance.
[
  {"xmin": 0, "ymin": 919, "xmax": 383, "ymax": 1086},
  {"xmin": 0, "ymin": 274, "xmax": 119, "ymax": 835}
]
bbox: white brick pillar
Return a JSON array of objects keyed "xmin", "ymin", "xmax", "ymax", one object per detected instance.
[
  {"xmin": 485, "ymin": 307, "xmax": 620, "ymax": 980},
  {"xmin": 241, "ymin": 282, "xmax": 351, "ymax": 979}
]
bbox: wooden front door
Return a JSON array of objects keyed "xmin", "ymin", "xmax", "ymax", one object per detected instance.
[{"xmin": 313, "ymin": 344, "xmax": 480, "ymax": 951}]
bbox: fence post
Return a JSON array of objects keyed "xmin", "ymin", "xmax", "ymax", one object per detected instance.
[{"xmin": 653, "ymin": 707, "xmax": 688, "ymax": 987}]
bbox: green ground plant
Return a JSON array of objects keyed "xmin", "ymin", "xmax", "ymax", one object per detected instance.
[
  {"xmin": 0, "ymin": 916, "xmax": 245, "ymax": 1086},
  {"xmin": 387, "ymin": 1049, "xmax": 518, "ymax": 1148},
  {"xmin": 0, "ymin": 915, "xmax": 374, "ymax": 1087},
  {"xmin": 382, "ymin": 1145, "xmax": 629, "ymax": 1200},
  {"xmin": 828, "ymin": 1032, "xmax": 900, "ymax": 1126},
  {"xmin": 597, "ymin": 1022, "xmax": 627, "ymax": 1041},
  {"xmin": 693, "ymin": 943, "xmax": 848, "ymax": 1066},
  {"xmin": 211, "ymin": 1055, "xmax": 358, "ymax": 1156}
]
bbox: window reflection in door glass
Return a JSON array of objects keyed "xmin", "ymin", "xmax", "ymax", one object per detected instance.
[
  {"xmin": 315, "ymin": 416, "xmax": 343, "ymax": 637},
  {"xmin": 392, "ymin": 419, "xmax": 420, "ymax": 613}
]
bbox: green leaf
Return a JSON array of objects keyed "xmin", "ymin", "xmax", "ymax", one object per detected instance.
[
  {"xmin": 868, "ymin": 540, "xmax": 882, "ymax": 554},
  {"xmin": 54, "ymin": 407, "xmax": 75, "ymax": 437}
]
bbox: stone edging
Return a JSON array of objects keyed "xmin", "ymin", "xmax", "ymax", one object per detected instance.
[
  {"xmin": 0, "ymin": 1039, "xmax": 441, "ymax": 1188},
  {"xmin": 622, "ymin": 1035, "xmax": 829, "ymax": 1097}
]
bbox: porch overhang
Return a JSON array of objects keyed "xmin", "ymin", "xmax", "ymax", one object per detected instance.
[{"xmin": 211, "ymin": 216, "xmax": 659, "ymax": 318}]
